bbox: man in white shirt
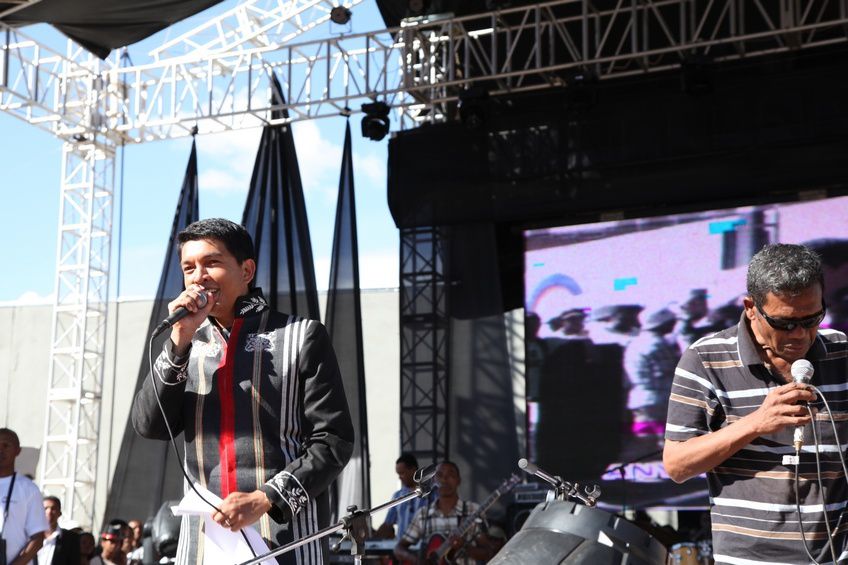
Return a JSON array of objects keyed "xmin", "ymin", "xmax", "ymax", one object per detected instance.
[
  {"xmin": 0, "ymin": 428, "xmax": 48, "ymax": 565},
  {"xmin": 37, "ymin": 496, "xmax": 80, "ymax": 565}
]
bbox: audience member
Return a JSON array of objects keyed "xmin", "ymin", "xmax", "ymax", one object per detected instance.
[
  {"xmin": 0, "ymin": 428, "xmax": 48, "ymax": 565},
  {"xmin": 78, "ymin": 532, "xmax": 96, "ymax": 565},
  {"xmin": 37, "ymin": 496, "xmax": 80, "ymax": 565},
  {"xmin": 124, "ymin": 520, "xmax": 143, "ymax": 565},
  {"xmin": 90, "ymin": 521, "xmax": 128, "ymax": 565}
]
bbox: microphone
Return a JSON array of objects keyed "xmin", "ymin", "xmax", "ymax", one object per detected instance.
[
  {"xmin": 791, "ymin": 359, "xmax": 814, "ymax": 452},
  {"xmin": 518, "ymin": 458, "xmax": 600, "ymax": 506},
  {"xmin": 152, "ymin": 292, "xmax": 208, "ymax": 337}
]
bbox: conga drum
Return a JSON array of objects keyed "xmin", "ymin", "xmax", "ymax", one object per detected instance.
[{"xmin": 489, "ymin": 500, "xmax": 667, "ymax": 564}]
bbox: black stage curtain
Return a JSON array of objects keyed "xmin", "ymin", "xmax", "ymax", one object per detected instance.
[
  {"xmin": 242, "ymin": 73, "xmax": 320, "ymax": 320},
  {"xmin": 105, "ymin": 139, "xmax": 199, "ymax": 525},
  {"xmin": 0, "ymin": 0, "xmax": 223, "ymax": 59},
  {"xmin": 325, "ymin": 122, "xmax": 371, "ymax": 516},
  {"xmin": 447, "ymin": 224, "xmax": 520, "ymax": 513}
]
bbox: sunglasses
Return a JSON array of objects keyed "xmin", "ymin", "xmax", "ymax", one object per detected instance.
[{"xmin": 756, "ymin": 303, "xmax": 826, "ymax": 331}]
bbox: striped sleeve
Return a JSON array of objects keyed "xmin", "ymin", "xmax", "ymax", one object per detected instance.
[{"xmin": 665, "ymin": 346, "xmax": 722, "ymax": 441}]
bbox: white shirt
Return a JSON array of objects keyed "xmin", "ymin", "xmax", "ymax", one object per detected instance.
[
  {"xmin": 0, "ymin": 473, "xmax": 48, "ymax": 565},
  {"xmin": 37, "ymin": 529, "xmax": 59, "ymax": 565}
]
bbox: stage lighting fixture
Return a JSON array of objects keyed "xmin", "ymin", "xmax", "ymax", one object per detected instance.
[
  {"xmin": 361, "ymin": 101, "xmax": 391, "ymax": 141},
  {"xmin": 458, "ymin": 86, "xmax": 490, "ymax": 129},
  {"xmin": 330, "ymin": 6, "xmax": 352, "ymax": 25}
]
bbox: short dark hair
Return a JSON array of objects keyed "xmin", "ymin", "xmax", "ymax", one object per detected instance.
[
  {"xmin": 396, "ymin": 453, "xmax": 418, "ymax": 469},
  {"xmin": 747, "ymin": 244, "xmax": 824, "ymax": 307},
  {"xmin": 44, "ymin": 495, "xmax": 62, "ymax": 510},
  {"xmin": 438, "ymin": 460, "xmax": 460, "ymax": 477},
  {"xmin": 0, "ymin": 428, "xmax": 20, "ymax": 448},
  {"xmin": 177, "ymin": 218, "xmax": 256, "ymax": 264},
  {"xmin": 102, "ymin": 519, "xmax": 130, "ymax": 540}
]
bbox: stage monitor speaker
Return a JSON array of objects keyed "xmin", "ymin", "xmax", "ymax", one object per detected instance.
[{"xmin": 490, "ymin": 500, "xmax": 667, "ymax": 565}]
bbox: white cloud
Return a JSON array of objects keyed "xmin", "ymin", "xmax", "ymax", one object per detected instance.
[
  {"xmin": 354, "ymin": 152, "xmax": 386, "ymax": 191},
  {"xmin": 196, "ymin": 128, "xmax": 261, "ymax": 196},
  {"xmin": 291, "ymin": 120, "xmax": 344, "ymax": 201},
  {"xmin": 2, "ymin": 291, "xmax": 54, "ymax": 306},
  {"xmin": 314, "ymin": 251, "xmax": 398, "ymax": 291}
]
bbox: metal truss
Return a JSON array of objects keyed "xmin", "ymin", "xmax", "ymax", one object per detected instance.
[
  {"xmin": 39, "ymin": 136, "xmax": 116, "ymax": 532},
  {"xmin": 2, "ymin": 0, "xmax": 846, "ymax": 529},
  {"xmin": 4, "ymin": 0, "xmax": 848, "ymax": 144},
  {"xmin": 399, "ymin": 227, "xmax": 450, "ymax": 465},
  {"xmin": 150, "ymin": 0, "xmax": 364, "ymax": 60}
]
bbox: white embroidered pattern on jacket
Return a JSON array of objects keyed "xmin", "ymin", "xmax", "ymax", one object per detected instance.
[
  {"xmin": 267, "ymin": 472, "xmax": 310, "ymax": 516},
  {"xmin": 238, "ymin": 296, "xmax": 268, "ymax": 316},
  {"xmin": 194, "ymin": 340, "xmax": 222, "ymax": 358},
  {"xmin": 245, "ymin": 331, "xmax": 276, "ymax": 353},
  {"xmin": 154, "ymin": 354, "xmax": 187, "ymax": 384}
]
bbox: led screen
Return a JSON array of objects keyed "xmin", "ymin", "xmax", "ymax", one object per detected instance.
[{"xmin": 524, "ymin": 196, "xmax": 848, "ymax": 509}]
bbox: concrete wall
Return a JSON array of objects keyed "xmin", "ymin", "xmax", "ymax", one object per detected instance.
[{"xmin": 0, "ymin": 289, "xmax": 401, "ymax": 529}]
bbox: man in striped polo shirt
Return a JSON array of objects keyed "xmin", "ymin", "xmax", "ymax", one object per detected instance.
[
  {"xmin": 664, "ymin": 243, "xmax": 848, "ymax": 564},
  {"xmin": 133, "ymin": 219, "xmax": 354, "ymax": 565}
]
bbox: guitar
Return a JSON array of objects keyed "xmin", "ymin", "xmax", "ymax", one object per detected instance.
[{"xmin": 420, "ymin": 474, "xmax": 521, "ymax": 564}]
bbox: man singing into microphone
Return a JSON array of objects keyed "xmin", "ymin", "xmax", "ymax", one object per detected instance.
[
  {"xmin": 664, "ymin": 243, "xmax": 848, "ymax": 564},
  {"xmin": 132, "ymin": 218, "xmax": 353, "ymax": 565}
]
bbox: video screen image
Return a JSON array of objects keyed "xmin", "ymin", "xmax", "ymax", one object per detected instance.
[{"xmin": 524, "ymin": 196, "xmax": 848, "ymax": 509}]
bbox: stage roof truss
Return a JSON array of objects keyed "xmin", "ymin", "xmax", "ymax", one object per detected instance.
[
  {"xmin": 3, "ymin": 0, "xmax": 848, "ymax": 145},
  {"xmin": 150, "ymin": 0, "xmax": 365, "ymax": 61}
]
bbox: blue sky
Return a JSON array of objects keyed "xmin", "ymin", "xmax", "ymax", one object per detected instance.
[{"xmin": 0, "ymin": 1, "xmax": 398, "ymax": 303}]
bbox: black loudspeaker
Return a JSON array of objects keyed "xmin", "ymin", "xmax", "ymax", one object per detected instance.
[
  {"xmin": 151, "ymin": 500, "xmax": 181, "ymax": 558},
  {"xmin": 490, "ymin": 501, "xmax": 667, "ymax": 565}
]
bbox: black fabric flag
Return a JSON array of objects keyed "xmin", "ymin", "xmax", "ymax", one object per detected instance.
[
  {"xmin": 326, "ymin": 122, "xmax": 371, "ymax": 514},
  {"xmin": 242, "ymin": 73, "xmax": 320, "ymax": 320},
  {"xmin": 106, "ymin": 139, "xmax": 200, "ymax": 522}
]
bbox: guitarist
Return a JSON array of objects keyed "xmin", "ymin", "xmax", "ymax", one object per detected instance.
[{"xmin": 393, "ymin": 462, "xmax": 496, "ymax": 565}]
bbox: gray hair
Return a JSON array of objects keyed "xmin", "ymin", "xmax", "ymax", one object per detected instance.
[{"xmin": 746, "ymin": 243, "xmax": 824, "ymax": 307}]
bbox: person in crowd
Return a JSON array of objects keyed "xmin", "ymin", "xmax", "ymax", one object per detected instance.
[
  {"xmin": 78, "ymin": 532, "xmax": 96, "ymax": 565},
  {"xmin": 374, "ymin": 454, "xmax": 435, "ymax": 541},
  {"xmin": 393, "ymin": 462, "xmax": 495, "ymax": 565},
  {"xmin": 624, "ymin": 307, "xmax": 681, "ymax": 453},
  {"xmin": 675, "ymin": 289, "xmax": 719, "ymax": 347},
  {"xmin": 0, "ymin": 428, "xmax": 48, "ymax": 565},
  {"xmin": 124, "ymin": 520, "xmax": 143, "ymax": 565},
  {"xmin": 132, "ymin": 218, "xmax": 353, "ymax": 565},
  {"xmin": 805, "ymin": 238, "xmax": 848, "ymax": 333},
  {"xmin": 664, "ymin": 243, "xmax": 844, "ymax": 564},
  {"xmin": 37, "ymin": 496, "xmax": 80, "ymax": 565},
  {"xmin": 546, "ymin": 308, "xmax": 589, "ymax": 339},
  {"xmin": 90, "ymin": 522, "xmax": 128, "ymax": 565},
  {"xmin": 587, "ymin": 304, "xmax": 643, "ymax": 346}
]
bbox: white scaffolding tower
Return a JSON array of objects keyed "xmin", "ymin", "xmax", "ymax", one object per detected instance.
[{"xmin": 1, "ymin": 0, "xmax": 847, "ymax": 529}]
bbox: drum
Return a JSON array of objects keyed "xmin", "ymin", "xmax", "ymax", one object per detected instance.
[
  {"xmin": 489, "ymin": 500, "xmax": 668, "ymax": 565},
  {"xmin": 668, "ymin": 541, "xmax": 713, "ymax": 565}
]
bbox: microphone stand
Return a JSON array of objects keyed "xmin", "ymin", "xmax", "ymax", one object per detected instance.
[
  {"xmin": 518, "ymin": 459, "xmax": 601, "ymax": 506},
  {"xmin": 237, "ymin": 470, "xmax": 436, "ymax": 565}
]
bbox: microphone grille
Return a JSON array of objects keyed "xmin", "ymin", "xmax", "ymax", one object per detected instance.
[
  {"xmin": 790, "ymin": 359, "xmax": 814, "ymax": 383},
  {"xmin": 196, "ymin": 292, "xmax": 208, "ymax": 308}
]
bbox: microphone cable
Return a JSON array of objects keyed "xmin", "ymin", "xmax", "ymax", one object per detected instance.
[
  {"xmin": 146, "ymin": 332, "xmax": 258, "ymax": 558},
  {"xmin": 792, "ymin": 384, "xmax": 848, "ymax": 565}
]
